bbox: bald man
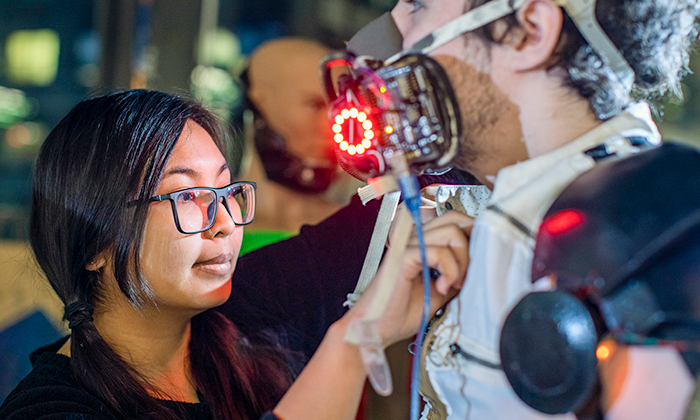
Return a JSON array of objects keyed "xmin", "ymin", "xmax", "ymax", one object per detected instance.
[{"xmin": 240, "ymin": 37, "xmax": 362, "ymax": 238}]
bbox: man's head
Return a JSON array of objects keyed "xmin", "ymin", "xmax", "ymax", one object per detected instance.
[
  {"xmin": 385, "ymin": 0, "xmax": 699, "ymax": 182},
  {"xmin": 243, "ymin": 37, "xmax": 345, "ymax": 194},
  {"xmin": 246, "ymin": 38, "xmax": 334, "ymax": 164}
]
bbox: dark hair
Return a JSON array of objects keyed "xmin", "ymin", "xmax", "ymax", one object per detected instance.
[
  {"xmin": 471, "ymin": 0, "xmax": 700, "ymax": 119},
  {"xmin": 30, "ymin": 90, "xmax": 294, "ymax": 419}
]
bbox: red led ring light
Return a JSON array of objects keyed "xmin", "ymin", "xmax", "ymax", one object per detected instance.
[{"xmin": 332, "ymin": 107, "xmax": 377, "ymax": 156}]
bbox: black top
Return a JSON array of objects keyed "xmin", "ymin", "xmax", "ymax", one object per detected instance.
[
  {"xmin": 0, "ymin": 338, "xmax": 228, "ymax": 420},
  {"xmin": 220, "ymin": 194, "xmax": 382, "ymax": 362}
]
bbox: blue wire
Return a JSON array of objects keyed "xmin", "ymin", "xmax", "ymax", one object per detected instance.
[{"xmin": 397, "ymin": 174, "xmax": 432, "ymax": 420}]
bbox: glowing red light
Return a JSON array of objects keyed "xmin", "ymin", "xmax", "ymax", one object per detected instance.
[
  {"xmin": 326, "ymin": 59, "xmax": 350, "ymax": 68},
  {"xmin": 542, "ymin": 209, "xmax": 585, "ymax": 235},
  {"xmin": 331, "ymin": 105, "xmax": 377, "ymax": 156}
]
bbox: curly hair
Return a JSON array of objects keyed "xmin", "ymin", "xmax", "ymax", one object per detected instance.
[{"xmin": 473, "ymin": 0, "xmax": 700, "ymax": 119}]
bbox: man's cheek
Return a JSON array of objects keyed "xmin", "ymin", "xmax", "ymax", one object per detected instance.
[{"xmin": 432, "ymin": 54, "xmax": 502, "ymax": 127}]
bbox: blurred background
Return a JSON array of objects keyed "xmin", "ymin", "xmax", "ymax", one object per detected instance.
[{"xmin": 0, "ymin": 0, "xmax": 698, "ymax": 413}]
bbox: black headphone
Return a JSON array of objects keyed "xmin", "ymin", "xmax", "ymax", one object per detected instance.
[{"xmin": 499, "ymin": 142, "xmax": 700, "ymax": 415}]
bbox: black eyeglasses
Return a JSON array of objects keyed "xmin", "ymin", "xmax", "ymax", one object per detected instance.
[{"xmin": 148, "ymin": 182, "xmax": 256, "ymax": 234}]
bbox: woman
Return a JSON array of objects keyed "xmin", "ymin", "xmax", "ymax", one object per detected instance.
[{"xmin": 0, "ymin": 90, "xmax": 470, "ymax": 420}]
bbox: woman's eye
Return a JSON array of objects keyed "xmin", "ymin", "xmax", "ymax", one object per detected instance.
[
  {"xmin": 178, "ymin": 191, "xmax": 198, "ymax": 202},
  {"xmin": 226, "ymin": 186, "xmax": 240, "ymax": 199}
]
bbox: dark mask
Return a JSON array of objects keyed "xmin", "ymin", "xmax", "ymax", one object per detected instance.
[{"xmin": 253, "ymin": 115, "xmax": 338, "ymax": 194}]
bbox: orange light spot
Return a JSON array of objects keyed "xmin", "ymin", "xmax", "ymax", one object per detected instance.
[
  {"xmin": 385, "ymin": 126, "xmax": 393, "ymax": 134},
  {"xmin": 597, "ymin": 343, "xmax": 612, "ymax": 360}
]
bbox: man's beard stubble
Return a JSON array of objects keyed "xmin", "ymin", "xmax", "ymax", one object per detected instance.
[{"xmin": 433, "ymin": 53, "xmax": 524, "ymax": 177}]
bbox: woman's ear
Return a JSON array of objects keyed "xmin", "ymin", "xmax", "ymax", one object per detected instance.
[
  {"xmin": 509, "ymin": 0, "xmax": 564, "ymax": 72},
  {"xmin": 86, "ymin": 254, "xmax": 107, "ymax": 272}
]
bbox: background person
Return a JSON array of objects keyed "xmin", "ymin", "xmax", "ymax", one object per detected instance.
[{"xmin": 239, "ymin": 37, "xmax": 363, "ymax": 244}]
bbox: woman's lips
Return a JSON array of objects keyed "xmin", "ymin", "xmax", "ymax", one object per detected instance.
[{"xmin": 194, "ymin": 253, "xmax": 233, "ymax": 276}]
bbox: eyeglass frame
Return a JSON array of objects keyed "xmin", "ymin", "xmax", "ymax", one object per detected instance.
[{"xmin": 145, "ymin": 181, "xmax": 256, "ymax": 235}]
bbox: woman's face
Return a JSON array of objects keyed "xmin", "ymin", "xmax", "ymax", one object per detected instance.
[{"xmin": 138, "ymin": 119, "xmax": 241, "ymax": 314}]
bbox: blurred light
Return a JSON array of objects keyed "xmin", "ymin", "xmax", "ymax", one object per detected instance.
[
  {"xmin": 190, "ymin": 65, "xmax": 240, "ymax": 121},
  {"xmin": 596, "ymin": 342, "xmax": 612, "ymax": 360},
  {"xmin": 350, "ymin": 108, "xmax": 359, "ymax": 118},
  {"xmin": 5, "ymin": 30, "xmax": 60, "ymax": 86},
  {"xmin": 339, "ymin": 141, "xmax": 348, "ymax": 151},
  {"xmin": 348, "ymin": 145, "xmax": 356, "ymax": 155},
  {"xmin": 362, "ymin": 120, "xmax": 373, "ymax": 130},
  {"xmin": 332, "ymin": 124, "xmax": 342, "ymax": 133},
  {"xmin": 5, "ymin": 124, "xmax": 30, "ymax": 148},
  {"xmin": 5, "ymin": 121, "xmax": 45, "ymax": 149},
  {"xmin": 334, "ymin": 115, "xmax": 344, "ymax": 124},
  {"xmin": 334, "ymin": 133, "xmax": 343, "ymax": 143},
  {"xmin": 357, "ymin": 112, "xmax": 367, "ymax": 122},
  {"xmin": 385, "ymin": 126, "xmax": 393, "ymax": 134},
  {"xmin": 76, "ymin": 64, "xmax": 100, "ymax": 88},
  {"xmin": 356, "ymin": 145, "xmax": 365, "ymax": 154},
  {"xmin": 0, "ymin": 87, "xmax": 33, "ymax": 129},
  {"xmin": 543, "ymin": 209, "xmax": 584, "ymax": 235},
  {"xmin": 341, "ymin": 109, "xmax": 350, "ymax": 119},
  {"xmin": 362, "ymin": 139, "xmax": 371, "ymax": 148},
  {"xmin": 364, "ymin": 130, "xmax": 374, "ymax": 139},
  {"xmin": 199, "ymin": 28, "xmax": 241, "ymax": 69}
]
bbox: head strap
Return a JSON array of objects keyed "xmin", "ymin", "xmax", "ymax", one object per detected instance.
[{"xmin": 388, "ymin": 0, "xmax": 634, "ymax": 92}]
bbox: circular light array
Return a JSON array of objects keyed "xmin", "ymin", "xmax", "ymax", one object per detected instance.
[{"xmin": 332, "ymin": 107, "xmax": 376, "ymax": 156}]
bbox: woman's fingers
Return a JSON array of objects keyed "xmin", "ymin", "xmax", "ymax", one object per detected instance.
[
  {"xmin": 398, "ymin": 225, "xmax": 470, "ymax": 303},
  {"xmin": 416, "ymin": 247, "xmax": 462, "ymax": 294},
  {"xmin": 423, "ymin": 210, "xmax": 475, "ymax": 232},
  {"xmin": 353, "ymin": 210, "xmax": 474, "ymax": 347},
  {"xmin": 407, "ymin": 211, "xmax": 474, "ymax": 248}
]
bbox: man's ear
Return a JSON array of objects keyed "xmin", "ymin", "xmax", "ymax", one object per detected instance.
[
  {"xmin": 247, "ymin": 84, "xmax": 269, "ymax": 116},
  {"xmin": 509, "ymin": 0, "xmax": 563, "ymax": 72}
]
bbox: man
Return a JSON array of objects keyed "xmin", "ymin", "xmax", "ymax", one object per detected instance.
[
  {"xmin": 347, "ymin": 0, "xmax": 699, "ymax": 418},
  {"xmin": 241, "ymin": 37, "xmax": 362, "ymax": 237}
]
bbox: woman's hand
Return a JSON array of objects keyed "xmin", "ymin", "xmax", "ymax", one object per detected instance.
[{"xmin": 347, "ymin": 210, "xmax": 474, "ymax": 347}]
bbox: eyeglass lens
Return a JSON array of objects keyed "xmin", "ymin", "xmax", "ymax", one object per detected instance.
[{"xmin": 173, "ymin": 184, "xmax": 254, "ymax": 233}]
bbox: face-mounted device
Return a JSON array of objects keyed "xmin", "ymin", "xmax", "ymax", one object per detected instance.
[
  {"xmin": 321, "ymin": 0, "xmax": 635, "ymax": 180},
  {"xmin": 499, "ymin": 142, "xmax": 700, "ymax": 415},
  {"xmin": 321, "ymin": 52, "xmax": 462, "ymax": 180}
]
